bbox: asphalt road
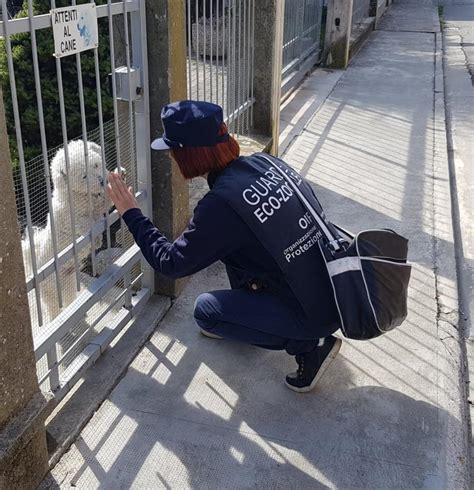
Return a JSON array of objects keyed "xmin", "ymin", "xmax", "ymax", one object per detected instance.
[
  {"xmin": 443, "ymin": 1, "xmax": 474, "ymax": 337},
  {"xmin": 442, "ymin": 1, "xmax": 474, "ymax": 482}
]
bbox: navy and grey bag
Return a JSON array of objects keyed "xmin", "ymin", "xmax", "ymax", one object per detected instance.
[{"xmin": 259, "ymin": 154, "xmax": 412, "ymax": 340}]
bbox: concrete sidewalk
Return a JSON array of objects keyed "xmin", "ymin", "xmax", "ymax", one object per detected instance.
[{"xmin": 43, "ymin": 2, "xmax": 469, "ymax": 489}]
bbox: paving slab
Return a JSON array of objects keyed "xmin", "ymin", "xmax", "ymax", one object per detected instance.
[
  {"xmin": 43, "ymin": 2, "xmax": 469, "ymax": 489},
  {"xmin": 379, "ymin": 0, "xmax": 440, "ymax": 33},
  {"xmin": 279, "ymin": 69, "xmax": 344, "ymax": 156}
]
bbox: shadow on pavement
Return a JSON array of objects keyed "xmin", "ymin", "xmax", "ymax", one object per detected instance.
[
  {"xmin": 41, "ymin": 9, "xmax": 465, "ymax": 488},
  {"xmin": 41, "ymin": 301, "xmax": 448, "ymax": 488}
]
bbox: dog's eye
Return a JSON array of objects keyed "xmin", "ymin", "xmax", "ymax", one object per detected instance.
[{"xmin": 82, "ymin": 174, "xmax": 87, "ymax": 179}]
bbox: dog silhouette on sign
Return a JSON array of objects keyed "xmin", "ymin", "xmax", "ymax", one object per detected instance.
[{"xmin": 77, "ymin": 15, "xmax": 92, "ymax": 46}]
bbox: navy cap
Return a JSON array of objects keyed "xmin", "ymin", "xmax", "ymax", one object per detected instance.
[{"xmin": 151, "ymin": 100, "xmax": 229, "ymax": 150}]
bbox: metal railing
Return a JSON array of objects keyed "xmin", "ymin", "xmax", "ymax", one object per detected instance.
[
  {"xmin": 0, "ymin": 0, "xmax": 153, "ymax": 402},
  {"xmin": 281, "ymin": 0, "xmax": 324, "ymax": 98},
  {"xmin": 186, "ymin": 0, "xmax": 255, "ymax": 136},
  {"xmin": 352, "ymin": 0, "xmax": 371, "ymax": 27}
]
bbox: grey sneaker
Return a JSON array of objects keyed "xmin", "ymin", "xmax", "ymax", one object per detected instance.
[{"xmin": 285, "ymin": 336, "xmax": 342, "ymax": 393}]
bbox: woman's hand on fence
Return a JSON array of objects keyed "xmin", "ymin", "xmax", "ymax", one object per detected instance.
[{"xmin": 106, "ymin": 171, "xmax": 140, "ymax": 216}]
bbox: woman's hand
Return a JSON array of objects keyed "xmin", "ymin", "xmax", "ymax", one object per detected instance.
[{"xmin": 106, "ymin": 171, "xmax": 140, "ymax": 216}]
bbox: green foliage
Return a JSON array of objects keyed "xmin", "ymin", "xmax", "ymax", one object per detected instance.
[{"xmin": 0, "ymin": 0, "xmax": 113, "ymax": 169}]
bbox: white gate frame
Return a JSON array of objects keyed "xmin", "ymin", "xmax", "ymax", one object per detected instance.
[
  {"xmin": 1, "ymin": 0, "xmax": 154, "ymax": 403},
  {"xmin": 281, "ymin": 0, "xmax": 324, "ymax": 98}
]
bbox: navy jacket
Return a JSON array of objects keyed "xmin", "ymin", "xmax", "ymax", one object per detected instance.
[{"xmin": 123, "ymin": 157, "xmax": 339, "ymax": 337}]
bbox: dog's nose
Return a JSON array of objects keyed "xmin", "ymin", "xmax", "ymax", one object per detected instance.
[{"xmin": 98, "ymin": 176, "xmax": 104, "ymax": 187}]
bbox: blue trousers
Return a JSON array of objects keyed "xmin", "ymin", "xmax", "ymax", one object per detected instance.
[{"xmin": 193, "ymin": 288, "xmax": 322, "ymax": 355}]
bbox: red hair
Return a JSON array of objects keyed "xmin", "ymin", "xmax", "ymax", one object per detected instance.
[{"xmin": 170, "ymin": 124, "xmax": 240, "ymax": 179}]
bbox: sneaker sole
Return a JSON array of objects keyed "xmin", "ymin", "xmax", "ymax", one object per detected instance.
[
  {"xmin": 285, "ymin": 338, "xmax": 342, "ymax": 393},
  {"xmin": 199, "ymin": 328, "xmax": 224, "ymax": 340}
]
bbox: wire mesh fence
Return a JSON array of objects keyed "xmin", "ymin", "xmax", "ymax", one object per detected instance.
[
  {"xmin": 185, "ymin": 0, "xmax": 255, "ymax": 136},
  {"xmin": 282, "ymin": 0, "xmax": 324, "ymax": 97},
  {"xmin": 1, "ymin": 0, "xmax": 152, "ymax": 400}
]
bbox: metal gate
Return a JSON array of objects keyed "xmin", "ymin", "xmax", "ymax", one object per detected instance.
[
  {"xmin": 0, "ymin": 0, "xmax": 153, "ymax": 402},
  {"xmin": 185, "ymin": 0, "xmax": 255, "ymax": 137},
  {"xmin": 352, "ymin": 0, "xmax": 371, "ymax": 27},
  {"xmin": 281, "ymin": 0, "xmax": 324, "ymax": 98}
]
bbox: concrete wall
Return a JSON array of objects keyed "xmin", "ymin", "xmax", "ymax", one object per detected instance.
[
  {"xmin": 352, "ymin": 0, "xmax": 371, "ymax": 25},
  {"xmin": 324, "ymin": 0, "xmax": 354, "ymax": 68},
  {"xmin": 324, "ymin": 0, "xmax": 394, "ymax": 68},
  {"xmin": 146, "ymin": 0, "xmax": 189, "ymax": 298},
  {"xmin": 252, "ymin": 0, "xmax": 285, "ymax": 155}
]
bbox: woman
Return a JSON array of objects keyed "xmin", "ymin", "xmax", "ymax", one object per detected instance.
[{"xmin": 107, "ymin": 100, "xmax": 341, "ymax": 393}]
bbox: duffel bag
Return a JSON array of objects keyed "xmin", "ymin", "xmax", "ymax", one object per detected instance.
[{"xmin": 258, "ymin": 154, "xmax": 412, "ymax": 340}]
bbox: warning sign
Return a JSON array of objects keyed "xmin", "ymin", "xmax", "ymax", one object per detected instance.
[{"xmin": 51, "ymin": 3, "xmax": 98, "ymax": 58}]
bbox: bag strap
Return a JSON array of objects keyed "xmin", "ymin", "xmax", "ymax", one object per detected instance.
[
  {"xmin": 333, "ymin": 223, "xmax": 354, "ymax": 240},
  {"xmin": 257, "ymin": 154, "xmax": 343, "ymax": 252}
]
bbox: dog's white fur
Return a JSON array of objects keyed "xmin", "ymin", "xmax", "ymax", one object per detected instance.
[{"xmin": 22, "ymin": 140, "xmax": 110, "ymax": 324}]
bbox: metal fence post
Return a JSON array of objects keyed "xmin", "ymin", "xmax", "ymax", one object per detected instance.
[
  {"xmin": 146, "ymin": 0, "xmax": 189, "ymax": 298},
  {"xmin": 252, "ymin": 0, "xmax": 285, "ymax": 156},
  {"xmin": 281, "ymin": 1, "xmax": 325, "ymax": 100},
  {"xmin": 324, "ymin": 0, "xmax": 354, "ymax": 69},
  {"xmin": 373, "ymin": 0, "xmax": 391, "ymax": 28},
  {"xmin": 131, "ymin": 0, "xmax": 155, "ymax": 295},
  {"xmin": 0, "ymin": 86, "xmax": 52, "ymax": 489}
]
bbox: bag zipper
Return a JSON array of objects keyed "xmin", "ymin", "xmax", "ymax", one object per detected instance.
[
  {"xmin": 360, "ymin": 257, "xmax": 412, "ymax": 267},
  {"xmin": 355, "ymin": 229, "xmax": 408, "ymax": 263}
]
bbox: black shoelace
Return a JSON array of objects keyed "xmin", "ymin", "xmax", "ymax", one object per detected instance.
[{"xmin": 296, "ymin": 354, "xmax": 305, "ymax": 378}]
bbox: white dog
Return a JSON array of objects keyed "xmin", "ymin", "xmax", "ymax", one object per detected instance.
[
  {"xmin": 22, "ymin": 140, "xmax": 111, "ymax": 325},
  {"xmin": 22, "ymin": 140, "xmax": 133, "ymax": 371}
]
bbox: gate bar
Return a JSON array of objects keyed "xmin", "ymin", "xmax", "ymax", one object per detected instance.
[
  {"xmin": 93, "ymin": 48, "xmax": 112, "ymax": 255},
  {"xmin": 187, "ymin": 0, "xmax": 192, "ymax": 96},
  {"xmin": 50, "ymin": 0, "xmax": 82, "ymax": 293},
  {"xmin": 131, "ymin": 0, "xmax": 154, "ymax": 293},
  {"xmin": 216, "ymin": 0, "xmax": 219, "ymax": 103},
  {"xmin": 0, "ymin": 1, "xmax": 140, "ymax": 36},
  {"xmin": 195, "ymin": 0, "xmax": 200, "ymax": 99},
  {"xmin": 27, "ymin": 0, "xmax": 63, "ymax": 309},
  {"xmin": 239, "ymin": 0, "xmax": 243, "ymax": 134},
  {"xmin": 244, "ymin": 0, "xmax": 249, "ymax": 134},
  {"xmin": 34, "ymin": 245, "xmax": 142, "ymax": 361},
  {"xmin": 107, "ymin": 0, "xmax": 128, "ymax": 258},
  {"xmin": 250, "ymin": 0, "xmax": 255, "ymax": 126},
  {"xmin": 231, "ymin": 0, "xmax": 236, "ymax": 133},
  {"xmin": 122, "ymin": 0, "xmax": 136, "ymax": 185},
  {"xmin": 23, "ymin": 192, "xmax": 147, "ymax": 292},
  {"xmin": 210, "ymin": 0, "xmax": 213, "ymax": 100},
  {"xmin": 221, "ymin": 0, "xmax": 225, "ymax": 114},
  {"xmin": 37, "ymin": 274, "xmax": 143, "ymax": 386},
  {"xmin": 226, "ymin": 1, "xmax": 231, "ymax": 131},
  {"xmin": 28, "ymin": 0, "xmax": 62, "ymax": 380},
  {"xmin": 1, "ymin": 0, "xmax": 44, "ymax": 326},
  {"xmin": 107, "ymin": 0, "xmax": 123, "ymax": 175},
  {"xmin": 52, "ymin": 288, "xmax": 150, "ymax": 403},
  {"xmin": 72, "ymin": 0, "xmax": 97, "ymax": 278},
  {"xmin": 243, "ymin": 0, "xmax": 248, "ymax": 135},
  {"xmin": 122, "ymin": 0, "xmax": 135, "ymax": 307},
  {"xmin": 203, "ymin": 0, "xmax": 206, "ymax": 100}
]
